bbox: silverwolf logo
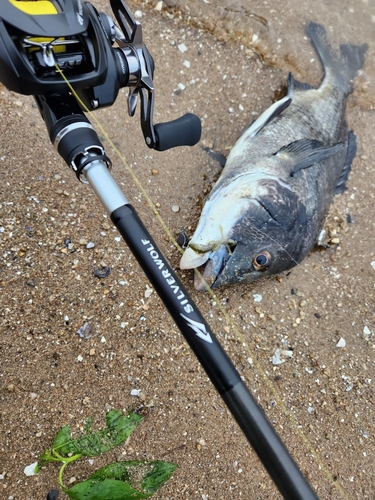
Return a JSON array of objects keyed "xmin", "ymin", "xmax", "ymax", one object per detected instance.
[
  {"xmin": 141, "ymin": 239, "xmax": 213, "ymax": 343},
  {"xmin": 141, "ymin": 239, "xmax": 194, "ymax": 314}
]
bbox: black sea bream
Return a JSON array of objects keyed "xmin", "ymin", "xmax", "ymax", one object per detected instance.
[{"xmin": 180, "ymin": 22, "xmax": 367, "ymax": 289}]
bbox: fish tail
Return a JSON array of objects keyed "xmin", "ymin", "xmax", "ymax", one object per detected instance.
[{"xmin": 307, "ymin": 22, "xmax": 368, "ymax": 95}]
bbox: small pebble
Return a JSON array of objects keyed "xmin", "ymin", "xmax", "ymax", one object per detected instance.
[
  {"xmin": 94, "ymin": 266, "xmax": 111, "ymax": 278},
  {"xmin": 178, "ymin": 43, "xmax": 187, "ymax": 53},
  {"xmin": 24, "ymin": 462, "xmax": 38, "ymax": 476},
  {"xmin": 77, "ymin": 322, "xmax": 93, "ymax": 339},
  {"xmin": 138, "ymin": 392, "xmax": 146, "ymax": 402},
  {"xmin": 155, "ymin": 0, "xmax": 163, "ymax": 11},
  {"xmin": 363, "ymin": 326, "xmax": 371, "ymax": 336},
  {"xmin": 176, "ymin": 230, "xmax": 188, "ymax": 248},
  {"xmin": 336, "ymin": 337, "xmax": 346, "ymax": 348},
  {"xmin": 253, "ymin": 293, "xmax": 262, "ymax": 302},
  {"xmin": 281, "ymin": 349, "xmax": 293, "ymax": 358},
  {"xmin": 272, "ymin": 349, "xmax": 284, "ymax": 365},
  {"xmin": 171, "ymin": 205, "xmax": 180, "ymax": 213},
  {"xmin": 86, "ymin": 242, "xmax": 95, "ymax": 249},
  {"xmin": 77, "ymin": 355, "xmax": 83, "ymax": 362},
  {"xmin": 131, "ymin": 389, "xmax": 141, "ymax": 396}
]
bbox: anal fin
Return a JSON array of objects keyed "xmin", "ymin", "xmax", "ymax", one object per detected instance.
[
  {"xmin": 287, "ymin": 72, "xmax": 314, "ymax": 93},
  {"xmin": 335, "ymin": 131, "xmax": 356, "ymax": 194}
]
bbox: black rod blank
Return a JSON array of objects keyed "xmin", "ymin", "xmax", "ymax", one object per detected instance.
[{"xmin": 108, "ymin": 201, "xmax": 319, "ymax": 500}]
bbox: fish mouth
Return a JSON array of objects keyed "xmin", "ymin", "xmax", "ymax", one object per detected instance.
[{"xmin": 180, "ymin": 243, "xmax": 233, "ymax": 290}]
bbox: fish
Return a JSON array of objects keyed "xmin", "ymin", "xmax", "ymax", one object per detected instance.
[{"xmin": 180, "ymin": 22, "xmax": 368, "ymax": 290}]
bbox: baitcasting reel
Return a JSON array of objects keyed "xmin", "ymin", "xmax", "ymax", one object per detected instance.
[{"xmin": 0, "ymin": 0, "xmax": 201, "ymax": 151}]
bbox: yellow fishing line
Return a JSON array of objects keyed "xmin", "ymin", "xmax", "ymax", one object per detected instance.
[{"xmin": 55, "ymin": 64, "xmax": 349, "ymax": 499}]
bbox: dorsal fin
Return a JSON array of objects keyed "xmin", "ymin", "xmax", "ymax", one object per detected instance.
[{"xmin": 246, "ymin": 95, "xmax": 292, "ymax": 138}]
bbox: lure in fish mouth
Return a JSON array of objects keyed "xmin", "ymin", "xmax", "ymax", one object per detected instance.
[
  {"xmin": 181, "ymin": 242, "xmax": 234, "ymax": 290},
  {"xmin": 180, "ymin": 22, "xmax": 368, "ymax": 289}
]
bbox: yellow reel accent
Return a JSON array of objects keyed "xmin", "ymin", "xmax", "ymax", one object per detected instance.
[
  {"xmin": 9, "ymin": 0, "xmax": 58, "ymax": 15},
  {"xmin": 9, "ymin": 1, "xmax": 67, "ymax": 54}
]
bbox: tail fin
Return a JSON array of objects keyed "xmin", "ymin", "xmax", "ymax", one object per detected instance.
[{"xmin": 307, "ymin": 22, "xmax": 368, "ymax": 95}]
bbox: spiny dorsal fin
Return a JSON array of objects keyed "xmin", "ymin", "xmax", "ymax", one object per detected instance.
[{"xmin": 246, "ymin": 95, "xmax": 292, "ymax": 138}]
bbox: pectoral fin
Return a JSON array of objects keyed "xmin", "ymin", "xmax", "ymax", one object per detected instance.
[
  {"xmin": 276, "ymin": 139, "xmax": 346, "ymax": 175},
  {"xmin": 335, "ymin": 130, "xmax": 356, "ymax": 194},
  {"xmin": 202, "ymin": 146, "xmax": 227, "ymax": 168}
]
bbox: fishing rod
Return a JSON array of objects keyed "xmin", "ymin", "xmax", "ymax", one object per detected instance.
[{"xmin": 0, "ymin": 1, "xmax": 319, "ymax": 498}]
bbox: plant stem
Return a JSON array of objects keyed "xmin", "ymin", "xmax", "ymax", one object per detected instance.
[{"xmin": 58, "ymin": 454, "xmax": 83, "ymax": 490}]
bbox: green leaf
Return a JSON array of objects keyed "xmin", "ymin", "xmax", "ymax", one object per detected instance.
[
  {"xmin": 140, "ymin": 461, "xmax": 178, "ymax": 495},
  {"xmin": 66, "ymin": 461, "xmax": 177, "ymax": 500},
  {"xmin": 91, "ymin": 461, "xmax": 177, "ymax": 495},
  {"xmin": 52, "ymin": 410, "xmax": 142, "ymax": 457},
  {"xmin": 66, "ymin": 478, "xmax": 149, "ymax": 500},
  {"xmin": 53, "ymin": 425, "xmax": 71, "ymax": 452},
  {"xmin": 85, "ymin": 416, "xmax": 93, "ymax": 433}
]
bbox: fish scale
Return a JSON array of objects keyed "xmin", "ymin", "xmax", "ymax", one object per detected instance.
[{"xmin": 180, "ymin": 22, "xmax": 368, "ymax": 289}]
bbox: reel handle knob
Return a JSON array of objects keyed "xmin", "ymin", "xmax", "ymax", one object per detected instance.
[{"xmin": 154, "ymin": 113, "xmax": 201, "ymax": 152}]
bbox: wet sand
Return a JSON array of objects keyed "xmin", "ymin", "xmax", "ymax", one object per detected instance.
[{"xmin": 1, "ymin": 0, "xmax": 374, "ymax": 498}]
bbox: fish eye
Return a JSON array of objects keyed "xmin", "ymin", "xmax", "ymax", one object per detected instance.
[{"xmin": 253, "ymin": 250, "xmax": 272, "ymax": 271}]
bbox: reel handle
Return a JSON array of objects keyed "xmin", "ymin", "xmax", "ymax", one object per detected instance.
[{"xmin": 154, "ymin": 113, "xmax": 202, "ymax": 152}]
